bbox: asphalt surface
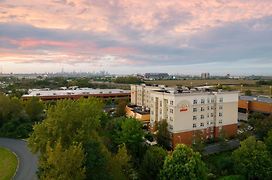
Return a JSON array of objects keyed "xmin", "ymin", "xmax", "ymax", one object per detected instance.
[
  {"xmin": 203, "ymin": 139, "xmax": 240, "ymax": 155},
  {"xmin": 0, "ymin": 138, "xmax": 38, "ymax": 180}
]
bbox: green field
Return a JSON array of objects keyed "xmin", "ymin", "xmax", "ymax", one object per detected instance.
[{"xmin": 0, "ymin": 147, "xmax": 18, "ymax": 180}]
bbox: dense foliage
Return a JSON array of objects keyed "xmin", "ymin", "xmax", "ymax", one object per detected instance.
[
  {"xmin": 114, "ymin": 77, "xmax": 143, "ymax": 84},
  {"xmin": 0, "ymin": 94, "xmax": 44, "ymax": 138},
  {"xmin": 160, "ymin": 144, "xmax": 208, "ymax": 180}
]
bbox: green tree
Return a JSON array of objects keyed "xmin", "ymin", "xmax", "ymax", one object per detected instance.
[
  {"xmin": 40, "ymin": 140, "xmax": 86, "ymax": 180},
  {"xmin": 24, "ymin": 97, "xmax": 44, "ymax": 122},
  {"xmin": 244, "ymin": 89, "xmax": 252, "ymax": 96},
  {"xmin": 28, "ymin": 98, "xmax": 111, "ymax": 180},
  {"xmin": 232, "ymin": 136, "xmax": 272, "ymax": 179},
  {"xmin": 249, "ymin": 114, "xmax": 272, "ymax": 139},
  {"xmin": 115, "ymin": 100, "xmax": 127, "ymax": 117},
  {"xmin": 156, "ymin": 120, "xmax": 171, "ymax": 150},
  {"xmin": 109, "ymin": 144, "xmax": 133, "ymax": 180},
  {"xmin": 265, "ymin": 130, "xmax": 272, "ymax": 154},
  {"xmin": 160, "ymin": 144, "xmax": 207, "ymax": 180},
  {"xmin": 192, "ymin": 130, "xmax": 205, "ymax": 153},
  {"xmin": 139, "ymin": 146, "xmax": 167, "ymax": 180}
]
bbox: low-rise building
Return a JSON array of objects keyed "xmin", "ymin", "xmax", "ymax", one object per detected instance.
[{"xmin": 22, "ymin": 88, "xmax": 131, "ymax": 101}]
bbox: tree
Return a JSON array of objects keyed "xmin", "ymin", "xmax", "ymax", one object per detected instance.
[
  {"xmin": 109, "ymin": 144, "xmax": 133, "ymax": 180},
  {"xmin": 232, "ymin": 136, "xmax": 272, "ymax": 179},
  {"xmin": 244, "ymin": 89, "xmax": 252, "ymax": 96},
  {"xmin": 265, "ymin": 130, "xmax": 272, "ymax": 154},
  {"xmin": 28, "ymin": 98, "xmax": 111, "ymax": 179},
  {"xmin": 249, "ymin": 114, "xmax": 272, "ymax": 139},
  {"xmin": 40, "ymin": 141, "xmax": 86, "ymax": 180},
  {"xmin": 156, "ymin": 119, "xmax": 171, "ymax": 150},
  {"xmin": 160, "ymin": 144, "xmax": 208, "ymax": 180},
  {"xmin": 192, "ymin": 130, "xmax": 205, "ymax": 153},
  {"xmin": 115, "ymin": 100, "xmax": 127, "ymax": 117},
  {"xmin": 139, "ymin": 146, "xmax": 167, "ymax": 180},
  {"xmin": 24, "ymin": 97, "xmax": 44, "ymax": 122}
]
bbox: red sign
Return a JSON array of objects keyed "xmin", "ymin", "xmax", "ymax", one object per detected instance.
[{"xmin": 180, "ymin": 104, "xmax": 189, "ymax": 112}]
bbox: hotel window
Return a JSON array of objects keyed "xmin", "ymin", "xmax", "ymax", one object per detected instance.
[
  {"xmin": 211, "ymin": 106, "xmax": 214, "ymax": 110},
  {"xmin": 193, "ymin": 124, "xmax": 196, "ymax": 128},
  {"xmin": 211, "ymin": 113, "xmax": 213, "ymax": 117},
  {"xmin": 151, "ymin": 111, "xmax": 154, "ymax": 115},
  {"xmin": 211, "ymin": 98, "xmax": 214, "ymax": 103},
  {"xmin": 170, "ymin": 100, "xmax": 174, "ymax": 105},
  {"xmin": 201, "ymin": 115, "xmax": 204, "ymax": 119},
  {"xmin": 219, "ymin": 97, "xmax": 223, "ymax": 102},
  {"xmin": 219, "ymin": 112, "xmax": 223, "ymax": 117},
  {"xmin": 210, "ymin": 121, "xmax": 213, "ymax": 125},
  {"xmin": 219, "ymin": 119, "xmax": 223, "ymax": 124},
  {"xmin": 200, "ymin": 123, "xmax": 204, "ymax": 127},
  {"xmin": 207, "ymin": 106, "xmax": 210, "ymax": 110},
  {"xmin": 219, "ymin": 105, "xmax": 223, "ymax": 110},
  {"xmin": 207, "ymin": 121, "xmax": 209, "ymax": 125},
  {"xmin": 207, "ymin": 98, "xmax": 210, "ymax": 103},
  {"xmin": 193, "ymin": 116, "xmax": 197, "ymax": 120},
  {"xmin": 159, "ymin": 109, "xmax": 162, "ymax": 115},
  {"xmin": 207, "ymin": 113, "xmax": 209, "ymax": 118},
  {"xmin": 193, "ymin": 108, "xmax": 197, "ymax": 112},
  {"xmin": 169, "ymin": 125, "xmax": 173, "ymax": 130},
  {"xmin": 193, "ymin": 99, "xmax": 198, "ymax": 104},
  {"xmin": 201, "ymin": 99, "xmax": 205, "ymax": 104},
  {"xmin": 201, "ymin": 107, "xmax": 205, "ymax": 111},
  {"xmin": 160, "ymin": 101, "xmax": 162, "ymax": 107},
  {"xmin": 170, "ymin": 109, "xmax": 174, "ymax": 113},
  {"xmin": 169, "ymin": 117, "xmax": 173, "ymax": 121}
]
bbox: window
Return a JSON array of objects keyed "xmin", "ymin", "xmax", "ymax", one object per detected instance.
[
  {"xmin": 159, "ymin": 109, "xmax": 162, "ymax": 114},
  {"xmin": 207, "ymin": 106, "xmax": 210, "ymax": 110},
  {"xmin": 207, "ymin": 113, "xmax": 209, "ymax": 118},
  {"xmin": 219, "ymin": 105, "xmax": 223, "ymax": 110},
  {"xmin": 170, "ymin": 109, "xmax": 174, "ymax": 113},
  {"xmin": 219, "ymin": 112, "xmax": 223, "ymax": 117},
  {"xmin": 200, "ymin": 123, "xmax": 204, "ymax": 127},
  {"xmin": 201, "ymin": 107, "xmax": 205, "ymax": 111},
  {"xmin": 219, "ymin": 119, "xmax": 223, "ymax": 124},
  {"xmin": 193, "ymin": 116, "xmax": 197, "ymax": 120},
  {"xmin": 169, "ymin": 117, "xmax": 173, "ymax": 121},
  {"xmin": 201, "ymin": 115, "xmax": 204, "ymax": 119},
  {"xmin": 159, "ymin": 101, "xmax": 162, "ymax": 107},
  {"xmin": 211, "ymin": 113, "xmax": 213, "ymax": 117},
  {"xmin": 151, "ymin": 111, "xmax": 154, "ymax": 115},
  {"xmin": 169, "ymin": 125, "xmax": 173, "ymax": 130},
  {"xmin": 193, "ymin": 124, "xmax": 196, "ymax": 128},
  {"xmin": 207, "ymin": 121, "xmax": 209, "ymax": 125},
  {"xmin": 211, "ymin": 106, "xmax": 214, "ymax": 110},
  {"xmin": 193, "ymin": 99, "xmax": 198, "ymax": 104},
  {"xmin": 219, "ymin": 97, "xmax": 223, "ymax": 102},
  {"xmin": 170, "ymin": 100, "xmax": 174, "ymax": 105},
  {"xmin": 207, "ymin": 98, "xmax": 210, "ymax": 103},
  {"xmin": 211, "ymin": 98, "xmax": 214, "ymax": 103},
  {"xmin": 193, "ymin": 108, "xmax": 197, "ymax": 112},
  {"xmin": 201, "ymin": 99, "xmax": 205, "ymax": 104}
]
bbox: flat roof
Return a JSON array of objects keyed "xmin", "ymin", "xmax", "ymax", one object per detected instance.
[
  {"xmin": 23, "ymin": 88, "xmax": 130, "ymax": 97},
  {"xmin": 240, "ymin": 95, "xmax": 272, "ymax": 104}
]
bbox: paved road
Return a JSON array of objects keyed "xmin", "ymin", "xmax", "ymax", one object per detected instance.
[
  {"xmin": 204, "ymin": 139, "xmax": 240, "ymax": 155},
  {"xmin": 0, "ymin": 138, "xmax": 38, "ymax": 180}
]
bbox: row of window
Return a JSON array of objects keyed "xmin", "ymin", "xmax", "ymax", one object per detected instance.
[
  {"xmin": 193, "ymin": 120, "xmax": 222, "ymax": 128},
  {"xmin": 193, "ymin": 112, "xmax": 223, "ymax": 120},
  {"xmin": 193, "ymin": 97, "xmax": 223, "ymax": 104}
]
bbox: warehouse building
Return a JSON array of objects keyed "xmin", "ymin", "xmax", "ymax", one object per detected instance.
[{"xmin": 22, "ymin": 88, "xmax": 130, "ymax": 101}]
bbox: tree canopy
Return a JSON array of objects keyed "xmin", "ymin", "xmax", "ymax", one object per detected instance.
[{"xmin": 160, "ymin": 144, "xmax": 207, "ymax": 180}]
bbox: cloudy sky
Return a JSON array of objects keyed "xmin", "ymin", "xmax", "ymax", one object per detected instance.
[{"xmin": 0, "ymin": 0, "xmax": 272, "ymax": 75}]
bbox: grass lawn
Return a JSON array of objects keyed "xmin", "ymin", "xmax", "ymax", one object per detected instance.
[{"xmin": 0, "ymin": 147, "xmax": 18, "ymax": 180}]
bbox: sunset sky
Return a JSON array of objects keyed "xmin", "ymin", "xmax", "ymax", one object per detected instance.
[{"xmin": 0, "ymin": 0, "xmax": 272, "ymax": 75}]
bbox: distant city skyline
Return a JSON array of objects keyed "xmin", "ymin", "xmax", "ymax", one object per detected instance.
[{"xmin": 0, "ymin": 0, "xmax": 272, "ymax": 75}]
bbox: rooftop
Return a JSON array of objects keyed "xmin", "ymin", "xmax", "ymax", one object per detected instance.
[
  {"xmin": 23, "ymin": 88, "xmax": 130, "ymax": 97},
  {"xmin": 239, "ymin": 95, "xmax": 272, "ymax": 104}
]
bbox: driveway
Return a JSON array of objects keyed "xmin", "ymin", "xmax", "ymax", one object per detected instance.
[{"xmin": 0, "ymin": 138, "xmax": 38, "ymax": 180}]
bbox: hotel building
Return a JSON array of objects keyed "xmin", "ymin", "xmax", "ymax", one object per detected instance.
[{"xmin": 130, "ymin": 84, "xmax": 238, "ymax": 147}]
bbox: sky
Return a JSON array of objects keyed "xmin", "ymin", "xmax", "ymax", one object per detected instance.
[{"xmin": 0, "ymin": 0, "xmax": 272, "ymax": 75}]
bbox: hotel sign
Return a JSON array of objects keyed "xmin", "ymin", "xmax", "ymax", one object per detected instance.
[{"xmin": 180, "ymin": 104, "xmax": 189, "ymax": 112}]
